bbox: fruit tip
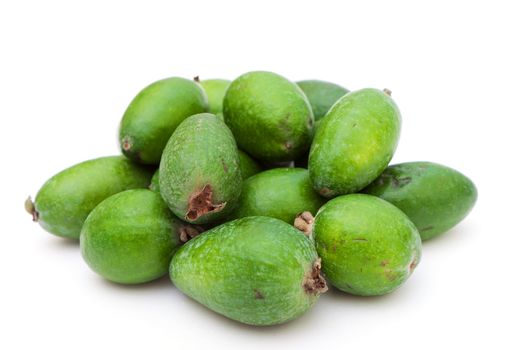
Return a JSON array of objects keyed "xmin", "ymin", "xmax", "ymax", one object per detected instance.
[{"xmin": 25, "ymin": 196, "xmax": 39, "ymax": 222}]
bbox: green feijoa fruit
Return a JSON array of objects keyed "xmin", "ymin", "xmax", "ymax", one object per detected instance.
[
  {"xmin": 223, "ymin": 71, "xmax": 314, "ymax": 163},
  {"xmin": 27, "ymin": 156, "xmax": 153, "ymax": 239},
  {"xmin": 159, "ymin": 113, "xmax": 242, "ymax": 225},
  {"xmin": 197, "ymin": 78, "xmax": 231, "ymax": 116},
  {"xmin": 309, "ymin": 88, "xmax": 401, "ymax": 198},
  {"xmin": 297, "ymin": 80, "xmax": 349, "ymax": 121},
  {"xmin": 170, "ymin": 216, "xmax": 327, "ymax": 326},
  {"xmin": 149, "ymin": 169, "xmax": 160, "ymax": 192},
  {"xmin": 80, "ymin": 189, "xmax": 191, "ymax": 284},
  {"xmin": 231, "ymin": 168, "xmax": 325, "ymax": 225},
  {"xmin": 119, "ymin": 77, "xmax": 208, "ymax": 164},
  {"xmin": 362, "ymin": 162, "xmax": 477, "ymax": 240},
  {"xmin": 310, "ymin": 194, "xmax": 421, "ymax": 296},
  {"xmin": 238, "ymin": 149, "xmax": 262, "ymax": 179}
]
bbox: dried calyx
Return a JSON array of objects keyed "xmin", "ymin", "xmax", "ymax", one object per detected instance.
[
  {"xmin": 185, "ymin": 184, "xmax": 226, "ymax": 222},
  {"xmin": 303, "ymin": 258, "xmax": 328, "ymax": 294},
  {"xmin": 25, "ymin": 196, "xmax": 39, "ymax": 222},
  {"xmin": 294, "ymin": 211, "xmax": 314, "ymax": 236},
  {"xmin": 178, "ymin": 225, "xmax": 204, "ymax": 243}
]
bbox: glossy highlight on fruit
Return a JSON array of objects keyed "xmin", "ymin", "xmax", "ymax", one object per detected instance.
[{"xmin": 170, "ymin": 216, "xmax": 327, "ymax": 325}]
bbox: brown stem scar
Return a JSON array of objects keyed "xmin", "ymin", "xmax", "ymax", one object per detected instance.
[
  {"xmin": 185, "ymin": 184, "xmax": 226, "ymax": 222},
  {"xmin": 254, "ymin": 289, "xmax": 265, "ymax": 300},
  {"xmin": 193, "ymin": 76, "xmax": 200, "ymax": 82},
  {"xmin": 25, "ymin": 196, "xmax": 39, "ymax": 222},
  {"xmin": 409, "ymin": 258, "xmax": 419, "ymax": 273},
  {"xmin": 178, "ymin": 225, "xmax": 204, "ymax": 243},
  {"xmin": 294, "ymin": 211, "xmax": 314, "ymax": 236},
  {"xmin": 303, "ymin": 258, "xmax": 328, "ymax": 294},
  {"xmin": 122, "ymin": 136, "xmax": 132, "ymax": 151},
  {"xmin": 383, "ymin": 88, "xmax": 392, "ymax": 96}
]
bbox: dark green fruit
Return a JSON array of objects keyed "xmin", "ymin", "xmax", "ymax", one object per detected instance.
[
  {"xmin": 198, "ymin": 78, "xmax": 230, "ymax": 117},
  {"xmin": 149, "ymin": 169, "xmax": 160, "ymax": 192},
  {"xmin": 80, "ymin": 189, "xmax": 188, "ymax": 284},
  {"xmin": 170, "ymin": 216, "xmax": 327, "ymax": 326},
  {"xmin": 362, "ymin": 162, "xmax": 477, "ymax": 240},
  {"xmin": 27, "ymin": 156, "xmax": 153, "ymax": 239},
  {"xmin": 297, "ymin": 80, "xmax": 349, "ymax": 120},
  {"xmin": 159, "ymin": 113, "xmax": 242, "ymax": 225},
  {"xmin": 231, "ymin": 168, "xmax": 325, "ymax": 225},
  {"xmin": 238, "ymin": 149, "xmax": 262, "ymax": 179},
  {"xmin": 119, "ymin": 77, "xmax": 208, "ymax": 164},
  {"xmin": 311, "ymin": 194, "xmax": 421, "ymax": 296},
  {"xmin": 223, "ymin": 71, "xmax": 314, "ymax": 163},
  {"xmin": 309, "ymin": 88, "xmax": 401, "ymax": 197}
]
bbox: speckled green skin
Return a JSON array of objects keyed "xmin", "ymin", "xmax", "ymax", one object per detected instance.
[
  {"xmin": 231, "ymin": 168, "xmax": 325, "ymax": 224},
  {"xmin": 309, "ymin": 89, "xmax": 401, "ymax": 198},
  {"xmin": 80, "ymin": 189, "xmax": 183, "ymax": 284},
  {"xmin": 223, "ymin": 71, "xmax": 314, "ymax": 163},
  {"xmin": 313, "ymin": 194, "xmax": 421, "ymax": 296},
  {"xmin": 200, "ymin": 79, "xmax": 230, "ymax": 116},
  {"xmin": 362, "ymin": 162, "xmax": 477, "ymax": 240},
  {"xmin": 34, "ymin": 156, "xmax": 153, "ymax": 239},
  {"xmin": 238, "ymin": 149, "xmax": 262, "ymax": 179},
  {"xmin": 149, "ymin": 169, "xmax": 160, "ymax": 192},
  {"xmin": 170, "ymin": 216, "xmax": 322, "ymax": 326},
  {"xmin": 119, "ymin": 77, "xmax": 208, "ymax": 164},
  {"xmin": 159, "ymin": 113, "xmax": 242, "ymax": 224},
  {"xmin": 297, "ymin": 80, "xmax": 349, "ymax": 120}
]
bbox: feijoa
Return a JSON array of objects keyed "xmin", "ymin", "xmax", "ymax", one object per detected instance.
[
  {"xmin": 362, "ymin": 162, "xmax": 477, "ymax": 240},
  {"xmin": 198, "ymin": 78, "xmax": 230, "ymax": 117},
  {"xmin": 238, "ymin": 149, "xmax": 262, "ymax": 179},
  {"xmin": 119, "ymin": 77, "xmax": 208, "ymax": 164},
  {"xmin": 28, "ymin": 156, "xmax": 153, "ymax": 239},
  {"xmin": 223, "ymin": 71, "xmax": 314, "ymax": 163},
  {"xmin": 170, "ymin": 216, "xmax": 327, "ymax": 325},
  {"xmin": 311, "ymin": 194, "xmax": 421, "ymax": 296},
  {"xmin": 81, "ymin": 189, "xmax": 186, "ymax": 284},
  {"xmin": 159, "ymin": 113, "xmax": 242, "ymax": 225},
  {"xmin": 297, "ymin": 80, "xmax": 349, "ymax": 120},
  {"xmin": 309, "ymin": 88, "xmax": 401, "ymax": 197}
]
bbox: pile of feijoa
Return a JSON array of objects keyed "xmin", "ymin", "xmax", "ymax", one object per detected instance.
[{"xmin": 26, "ymin": 71, "xmax": 477, "ymax": 326}]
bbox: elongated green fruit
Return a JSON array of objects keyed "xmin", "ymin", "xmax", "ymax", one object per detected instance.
[
  {"xmin": 311, "ymin": 194, "xmax": 421, "ymax": 296},
  {"xmin": 159, "ymin": 113, "xmax": 242, "ymax": 225},
  {"xmin": 27, "ymin": 156, "xmax": 153, "ymax": 239},
  {"xmin": 309, "ymin": 88, "xmax": 401, "ymax": 197},
  {"xmin": 231, "ymin": 168, "xmax": 325, "ymax": 224},
  {"xmin": 238, "ymin": 149, "xmax": 262, "ymax": 179},
  {"xmin": 119, "ymin": 77, "xmax": 208, "ymax": 164},
  {"xmin": 170, "ymin": 216, "xmax": 327, "ymax": 326},
  {"xmin": 297, "ymin": 80, "xmax": 349, "ymax": 120},
  {"xmin": 197, "ymin": 78, "xmax": 230, "ymax": 116},
  {"xmin": 362, "ymin": 162, "xmax": 477, "ymax": 240},
  {"xmin": 223, "ymin": 71, "xmax": 314, "ymax": 163},
  {"xmin": 80, "ymin": 189, "xmax": 188, "ymax": 284}
]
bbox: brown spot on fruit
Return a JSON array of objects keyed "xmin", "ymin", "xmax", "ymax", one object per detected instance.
[
  {"xmin": 319, "ymin": 187, "xmax": 332, "ymax": 197},
  {"xmin": 303, "ymin": 258, "xmax": 328, "ymax": 294},
  {"xmin": 193, "ymin": 76, "xmax": 200, "ymax": 82},
  {"xmin": 409, "ymin": 258, "xmax": 419, "ymax": 273},
  {"xmin": 392, "ymin": 176, "xmax": 412, "ymax": 188},
  {"xmin": 254, "ymin": 289, "xmax": 265, "ymax": 300},
  {"xmin": 383, "ymin": 88, "xmax": 392, "ymax": 96},
  {"xmin": 352, "ymin": 238, "xmax": 368, "ymax": 242},
  {"xmin": 221, "ymin": 159, "xmax": 228, "ymax": 173},
  {"xmin": 122, "ymin": 136, "xmax": 132, "ymax": 152},
  {"xmin": 380, "ymin": 260, "xmax": 390, "ymax": 267},
  {"xmin": 185, "ymin": 185, "xmax": 226, "ymax": 221},
  {"xmin": 284, "ymin": 141, "xmax": 293, "ymax": 151},
  {"xmin": 294, "ymin": 211, "xmax": 314, "ymax": 236}
]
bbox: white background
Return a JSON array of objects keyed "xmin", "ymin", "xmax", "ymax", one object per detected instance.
[{"xmin": 1, "ymin": 1, "xmax": 524, "ymax": 349}]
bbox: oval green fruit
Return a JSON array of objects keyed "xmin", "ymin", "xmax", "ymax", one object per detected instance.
[
  {"xmin": 29, "ymin": 156, "xmax": 153, "ymax": 239},
  {"xmin": 231, "ymin": 168, "xmax": 325, "ymax": 225},
  {"xmin": 223, "ymin": 71, "xmax": 314, "ymax": 163},
  {"xmin": 81, "ymin": 189, "xmax": 186, "ymax": 284},
  {"xmin": 312, "ymin": 194, "xmax": 421, "ymax": 296},
  {"xmin": 119, "ymin": 77, "xmax": 208, "ymax": 164},
  {"xmin": 238, "ymin": 149, "xmax": 262, "ymax": 179},
  {"xmin": 309, "ymin": 88, "xmax": 401, "ymax": 197},
  {"xmin": 362, "ymin": 162, "xmax": 477, "ymax": 240},
  {"xmin": 159, "ymin": 113, "xmax": 242, "ymax": 225},
  {"xmin": 198, "ymin": 78, "xmax": 230, "ymax": 116},
  {"xmin": 297, "ymin": 80, "xmax": 349, "ymax": 121},
  {"xmin": 170, "ymin": 216, "xmax": 327, "ymax": 326}
]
